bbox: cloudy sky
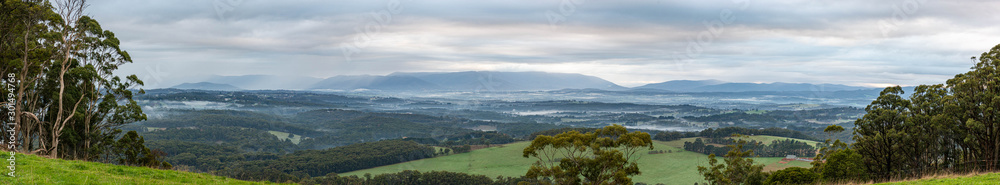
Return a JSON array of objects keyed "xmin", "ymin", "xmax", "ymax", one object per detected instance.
[{"xmin": 87, "ymin": 0, "xmax": 1000, "ymax": 88}]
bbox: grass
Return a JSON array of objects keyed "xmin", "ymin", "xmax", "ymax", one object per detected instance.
[
  {"xmin": 0, "ymin": 152, "xmax": 288, "ymax": 185},
  {"xmin": 871, "ymin": 172, "xmax": 1000, "ymax": 185},
  {"xmin": 343, "ymin": 140, "xmax": 803, "ymax": 185},
  {"xmin": 266, "ymin": 131, "xmax": 302, "ymax": 144},
  {"xmin": 741, "ymin": 135, "xmax": 820, "ymax": 147}
]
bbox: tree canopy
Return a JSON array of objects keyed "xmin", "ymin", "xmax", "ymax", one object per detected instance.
[{"xmin": 522, "ymin": 124, "xmax": 653, "ymax": 185}]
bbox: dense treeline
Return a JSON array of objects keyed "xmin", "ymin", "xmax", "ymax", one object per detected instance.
[
  {"xmin": 700, "ymin": 127, "xmax": 817, "ymax": 140},
  {"xmin": 141, "ymin": 126, "xmax": 296, "ymax": 153},
  {"xmin": 1, "ymin": 0, "xmax": 166, "ymax": 169},
  {"xmin": 850, "ymin": 47, "xmax": 1000, "ymax": 181},
  {"xmin": 526, "ymin": 127, "xmax": 599, "ymax": 139},
  {"xmin": 682, "ymin": 107, "xmax": 863, "ymax": 124},
  {"xmin": 652, "ymin": 131, "xmax": 699, "ymax": 141},
  {"xmin": 219, "ymin": 140, "xmax": 435, "ymax": 182},
  {"xmin": 398, "ymin": 131, "xmax": 519, "ymax": 146},
  {"xmin": 139, "ymin": 110, "xmax": 323, "ymax": 137},
  {"xmin": 798, "ymin": 44, "xmax": 1000, "ymax": 184},
  {"xmin": 653, "ymin": 127, "xmax": 818, "ymax": 142},
  {"xmin": 683, "ymin": 137, "xmax": 815, "ymax": 157},
  {"xmin": 298, "ymin": 115, "xmax": 472, "ymax": 149},
  {"xmin": 301, "ymin": 170, "xmax": 547, "ymax": 185}
]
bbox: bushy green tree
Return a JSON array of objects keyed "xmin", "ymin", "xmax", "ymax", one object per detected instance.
[
  {"xmin": 820, "ymin": 148, "xmax": 865, "ymax": 182},
  {"xmin": 764, "ymin": 167, "xmax": 817, "ymax": 185},
  {"xmin": 698, "ymin": 135, "xmax": 765, "ymax": 185},
  {"xmin": 522, "ymin": 124, "xmax": 653, "ymax": 185}
]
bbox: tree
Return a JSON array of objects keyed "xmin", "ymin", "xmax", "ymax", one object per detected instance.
[
  {"xmin": 697, "ymin": 135, "xmax": 765, "ymax": 185},
  {"xmin": 819, "ymin": 148, "xmax": 865, "ymax": 182},
  {"xmin": 522, "ymin": 124, "xmax": 653, "ymax": 185},
  {"xmin": 810, "ymin": 125, "xmax": 848, "ymax": 174},
  {"xmin": 946, "ymin": 44, "xmax": 1000, "ymax": 171},
  {"xmin": 1, "ymin": 0, "xmax": 146, "ymax": 162},
  {"xmin": 764, "ymin": 167, "xmax": 817, "ymax": 185},
  {"xmin": 852, "ymin": 86, "xmax": 909, "ymax": 180}
]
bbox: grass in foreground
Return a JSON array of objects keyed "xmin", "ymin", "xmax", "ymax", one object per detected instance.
[
  {"xmin": 0, "ymin": 152, "xmax": 287, "ymax": 185},
  {"xmin": 343, "ymin": 140, "xmax": 801, "ymax": 185},
  {"xmin": 871, "ymin": 172, "xmax": 1000, "ymax": 185}
]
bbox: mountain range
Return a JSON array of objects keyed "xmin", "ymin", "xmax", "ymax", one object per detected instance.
[
  {"xmin": 169, "ymin": 71, "xmax": 876, "ymax": 92},
  {"xmin": 633, "ymin": 80, "xmax": 873, "ymax": 92}
]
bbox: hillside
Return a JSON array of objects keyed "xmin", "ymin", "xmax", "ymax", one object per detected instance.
[
  {"xmin": 873, "ymin": 172, "xmax": 1000, "ymax": 185},
  {"xmin": 342, "ymin": 140, "xmax": 811, "ymax": 185},
  {"xmin": 0, "ymin": 152, "xmax": 286, "ymax": 184}
]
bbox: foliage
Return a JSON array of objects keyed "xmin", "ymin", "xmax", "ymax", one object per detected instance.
[
  {"xmin": 698, "ymin": 135, "xmax": 766, "ymax": 185},
  {"xmin": 684, "ymin": 137, "xmax": 815, "ymax": 157},
  {"xmin": 111, "ymin": 131, "xmax": 171, "ymax": 169},
  {"xmin": 1, "ymin": 0, "xmax": 163, "ymax": 170},
  {"xmin": 219, "ymin": 140, "xmax": 435, "ymax": 182},
  {"xmin": 522, "ymin": 124, "xmax": 653, "ymax": 185},
  {"xmin": 819, "ymin": 148, "xmax": 866, "ymax": 182},
  {"xmin": 300, "ymin": 170, "xmax": 548, "ymax": 185},
  {"xmin": 764, "ymin": 167, "xmax": 817, "ymax": 185},
  {"xmin": 851, "ymin": 43, "xmax": 1000, "ymax": 181}
]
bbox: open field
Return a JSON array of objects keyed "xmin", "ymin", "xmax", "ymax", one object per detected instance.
[
  {"xmin": 0, "ymin": 152, "xmax": 286, "ymax": 185},
  {"xmin": 344, "ymin": 140, "xmax": 806, "ymax": 185},
  {"xmin": 266, "ymin": 131, "xmax": 302, "ymax": 144}
]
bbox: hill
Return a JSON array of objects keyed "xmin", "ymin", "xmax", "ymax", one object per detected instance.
[
  {"xmin": 0, "ymin": 152, "xmax": 286, "ymax": 184},
  {"xmin": 873, "ymin": 172, "xmax": 1000, "ymax": 185},
  {"xmin": 203, "ymin": 75, "xmax": 324, "ymax": 90},
  {"xmin": 170, "ymin": 82, "xmax": 242, "ymax": 91},
  {"xmin": 636, "ymin": 80, "xmax": 872, "ymax": 92},
  {"xmin": 310, "ymin": 71, "xmax": 626, "ymax": 91},
  {"xmin": 342, "ymin": 140, "xmax": 811, "ymax": 185}
]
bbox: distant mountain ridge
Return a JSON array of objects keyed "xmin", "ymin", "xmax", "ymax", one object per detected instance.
[
  {"xmin": 169, "ymin": 72, "xmax": 876, "ymax": 93},
  {"xmin": 170, "ymin": 82, "xmax": 242, "ymax": 91},
  {"xmin": 310, "ymin": 71, "xmax": 626, "ymax": 91},
  {"xmin": 635, "ymin": 80, "xmax": 873, "ymax": 92}
]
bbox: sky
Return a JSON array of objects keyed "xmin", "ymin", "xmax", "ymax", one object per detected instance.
[{"xmin": 86, "ymin": 0, "xmax": 1000, "ymax": 88}]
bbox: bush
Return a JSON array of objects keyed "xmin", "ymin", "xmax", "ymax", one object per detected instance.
[
  {"xmin": 765, "ymin": 167, "xmax": 818, "ymax": 185},
  {"xmin": 821, "ymin": 148, "xmax": 866, "ymax": 182}
]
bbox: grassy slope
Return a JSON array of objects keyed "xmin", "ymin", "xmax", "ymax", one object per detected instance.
[
  {"xmin": 873, "ymin": 172, "xmax": 1000, "ymax": 185},
  {"xmin": 0, "ymin": 152, "xmax": 287, "ymax": 185},
  {"xmin": 343, "ymin": 140, "xmax": 805, "ymax": 185}
]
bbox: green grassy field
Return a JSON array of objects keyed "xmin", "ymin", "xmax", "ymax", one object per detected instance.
[
  {"xmin": 0, "ymin": 152, "xmax": 286, "ymax": 185},
  {"xmin": 267, "ymin": 130, "xmax": 303, "ymax": 144},
  {"xmin": 343, "ymin": 140, "xmax": 803, "ymax": 185},
  {"xmin": 874, "ymin": 172, "xmax": 1000, "ymax": 185}
]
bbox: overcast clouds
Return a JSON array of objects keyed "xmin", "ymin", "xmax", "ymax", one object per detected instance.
[{"xmin": 86, "ymin": 0, "xmax": 1000, "ymax": 88}]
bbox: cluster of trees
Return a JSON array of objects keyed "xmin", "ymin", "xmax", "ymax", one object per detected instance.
[
  {"xmin": 654, "ymin": 127, "xmax": 817, "ymax": 142},
  {"xmin": 522, "ymin": 124, "xmax": 653, "ymax": 184},
  {"xmin": 652, "ymin": 130, "xmax": 699, "ymax": 141},
  {"xmin": 682, "ymin": 138, "xmax": 815, "ymax": 157},
  {"xmin": 849, "ymin": 46, "xmax": 1000, "ymax": 181},
  {"xmin": 218, "ymin": 140, "xmax": 435, "ymax": 182},
  {"xmin": 683, "ymin": 107, "xmax": 863, "ymax": 125},
  {"xmin": 141, "ymin": 126, "xmax": 296, "ymax": 154},
  {"xmin": 138, "ymin": 109, "xmax": 323, "ymax": 137},
  {"xmin": 301, "ymin": 170, "xmax": 548, "ymax": 185},
  {"xmin": 699, "ymin": 127, "xmax": 816, "ymax": 141},
  {"xmin": 1, "ymin": 0, "xmax": 165, "ymax": 168},
  {"xmin": 696, "ymin": 44, "xmax": 1000, "ymax": 185}
]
